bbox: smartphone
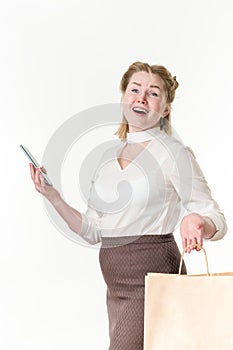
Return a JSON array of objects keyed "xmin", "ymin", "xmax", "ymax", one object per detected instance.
[{"xmin": 20, "ymin": 145, "xmax": 53, "ymax": 186}]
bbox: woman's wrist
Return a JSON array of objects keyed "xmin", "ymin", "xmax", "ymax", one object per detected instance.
[{"xmin": 45, "ymin": 188, "xmax": 62, "ymax": 206}]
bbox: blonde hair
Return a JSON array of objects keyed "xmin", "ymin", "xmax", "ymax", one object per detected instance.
[{"xmin": 115, "ymin": 61, "xmax": 179, "ymax": 141}]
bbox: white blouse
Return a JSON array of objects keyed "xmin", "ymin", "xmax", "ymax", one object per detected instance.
[{"xmin": 79, "ymin": 127, "xmax": 227, "ymax": 244}]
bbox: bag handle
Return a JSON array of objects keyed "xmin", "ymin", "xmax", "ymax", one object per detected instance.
[{"xmin": 178, "ymin": 244, "xmax": 210, "ymax": 276}]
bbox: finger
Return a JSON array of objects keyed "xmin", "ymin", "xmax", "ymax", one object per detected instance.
[
  {"xmin": 196, "ymin": 231, "xmax": 203, "ymax": 251},
  {"xmin": 29, "ymin": 163, "xmax": 36, "ymax": 181},
  {"xmin": 183, "ymin": 237, "xmax": 195, "ymax": 253},
  {"xmin": 31, "ymin": 165, "xmax": 41, "ymax": 190},
  {"xmin": 185, "ymin": 240, "xmax": 193, "ymax": 254},
  {"xmin": 30, "ymin": 165, "xmax": 41, "ymax": 192},
  {"xmin": 193, "ymin": 223, "xmax": 202, "ymax": 251},
  {"xmin": 186, "ymin": 237, "xmax": 194, "ymax": 253},
  {"xmin": 34, "ymin": 168, "xmax": 42, "ymax": 188},
  {"xmin": 180, "ymin": 225, "xmax": 188, "ymax": 250},
  {"xmin": 191, "ymin": 236, "xmax": 198, "ymax": 250},
  {"xmin": 40, "ymin": 166, "xmax": 47, "ymax": 174},
  {"xmin": 181, "ymin": 236, "xmax": 188, "ymax": 252},
  {"xmin": 39, "ymin": 172, "xmax": 46, "ymax": 189}
]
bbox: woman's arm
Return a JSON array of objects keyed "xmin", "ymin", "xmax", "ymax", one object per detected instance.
[
  {"xmin": 30, "ymin": 163, "xmax": 102, "ymax": 244},
  {"xmin": 170, "ymin": 145, "xmax": 227, "ymax": 253},
  {"xmin": 30, "ymin": 164, "xmax": 83, "ymax": 234}
]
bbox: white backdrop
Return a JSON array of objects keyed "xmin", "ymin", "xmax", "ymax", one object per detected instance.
[{"xmin": 1, "ymin": 0, "xmax": 233, "ymax": 349}]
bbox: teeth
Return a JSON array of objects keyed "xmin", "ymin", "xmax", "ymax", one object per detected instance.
[{"xmin": 133, "ymin": 107, "xmax": 147, "ymax": 114}]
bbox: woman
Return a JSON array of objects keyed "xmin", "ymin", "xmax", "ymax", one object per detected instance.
[{"xmin": 30, "ymin": 61, "xmax": 227, "ymax": 350}]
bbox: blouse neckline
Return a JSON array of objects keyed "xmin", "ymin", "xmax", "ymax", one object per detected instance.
[{"xmin": 126, "ymin": 126, "xmax": 161, "ymax": 144}]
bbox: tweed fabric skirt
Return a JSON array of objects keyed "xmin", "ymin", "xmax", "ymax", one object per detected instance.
[{"xmin": 99, "ymin": 234, "xmax": 187, "ymax": 350}]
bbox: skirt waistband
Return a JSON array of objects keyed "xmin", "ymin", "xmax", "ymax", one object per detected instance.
[{"xmin": 101, "ymin": 233, "xmax": 174, "ymax": 248}]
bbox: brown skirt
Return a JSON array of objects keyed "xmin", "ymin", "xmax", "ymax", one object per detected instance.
[{"xmin": 99, "ymin": 234, "xmax": 187, "ymax": 350}]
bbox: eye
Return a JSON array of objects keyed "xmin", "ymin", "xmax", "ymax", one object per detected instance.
[
  {"xmin": 149, "ymin": 91, "xmax": 159, "ymax": 97},
  {"xmin": 131, "ymin": 88, "xmax": 139, "ymax": 93}
]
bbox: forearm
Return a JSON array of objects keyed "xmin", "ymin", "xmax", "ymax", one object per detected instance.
[
  {"xmin": 48, "ymin": 192, "xmax": 82, "ymax": 234},
  {"xmin": 30, "ymin": 166, "xmax": 83, "ymax": 234}
]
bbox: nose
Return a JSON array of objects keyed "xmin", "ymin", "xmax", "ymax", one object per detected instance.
[{"xmin": 137, "ymin": 91, "xmax": 147, "ymax": 104}]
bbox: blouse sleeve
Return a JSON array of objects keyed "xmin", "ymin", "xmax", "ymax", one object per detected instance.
[
  {"xmin": 79, "ymin": 175, "xmax": 102, "ymax": 245},
  {"xmin": 78, "ymin": 150, "xmax": 108, "ymax": 245},
  {"xmin": 169, "ymin": 145, "xmax": 227, "ymax": 241},
  {"xmin": 78, "ymin": 145, "xmax": 117, "ymax": 245}
]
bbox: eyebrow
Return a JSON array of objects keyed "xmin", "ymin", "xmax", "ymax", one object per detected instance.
[{"xmin": 131, "ymin": 82, "xmax": 161, "ymax": 90}]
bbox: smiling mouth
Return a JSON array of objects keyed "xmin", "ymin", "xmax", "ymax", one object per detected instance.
[{"xmin": 132, "ymin": 107, "xmax": 148, "ymax": 115}]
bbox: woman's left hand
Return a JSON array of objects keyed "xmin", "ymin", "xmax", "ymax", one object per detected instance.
[{"xmin": 180, "ymin": 213, "xmax": 204, "ymax": 253}]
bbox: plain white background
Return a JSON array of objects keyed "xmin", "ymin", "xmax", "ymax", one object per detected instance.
[{"xmin": 1, "ymin": 0, "xmax": 233, "ymax": 348}]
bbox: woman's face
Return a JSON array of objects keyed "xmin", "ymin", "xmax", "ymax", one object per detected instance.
[{"xmin": 122, "ymin": 71, "xmax": 170, "ymax": 133}]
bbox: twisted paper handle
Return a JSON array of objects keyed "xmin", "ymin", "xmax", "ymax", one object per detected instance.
[{"xmin": 178, "ymin": 244, "xmax": 210, "ymax": 276}]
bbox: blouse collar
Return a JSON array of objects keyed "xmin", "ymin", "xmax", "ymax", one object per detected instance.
[{"xmin": 126, "ymin": 126, "xmax": 161, "ymax": 144}]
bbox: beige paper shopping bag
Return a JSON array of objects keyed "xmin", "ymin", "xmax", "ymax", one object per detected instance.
[{"xmin": 144, "ymin": 246, "xmax": 233, "ymax": 350}]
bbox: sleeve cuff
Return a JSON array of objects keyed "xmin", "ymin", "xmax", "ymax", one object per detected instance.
[
  {"xmin": 203, "ymin": 214, "xmax": 227, "ymax": 241},
  {"xmin": 79, "ymin": 213, "xmax": 102, "ymax": 245}
]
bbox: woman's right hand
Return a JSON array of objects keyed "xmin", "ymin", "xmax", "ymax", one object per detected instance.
[{"xmin": 29, "ymin": 163, "xmax": 61, "ymax": 204}]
